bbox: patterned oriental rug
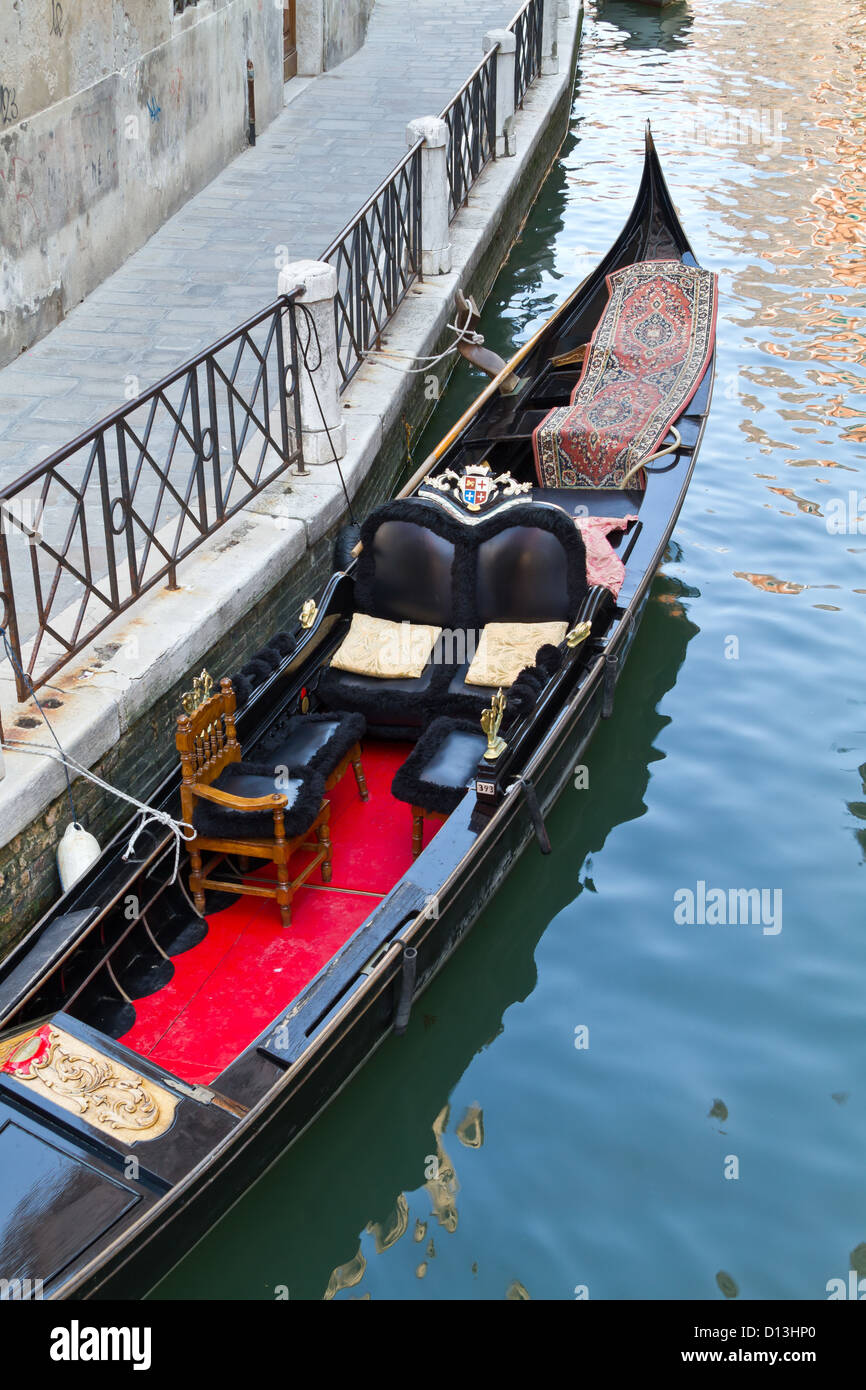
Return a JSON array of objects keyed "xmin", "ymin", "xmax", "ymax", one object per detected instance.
[{"xmin": 533, "ymin": 259, "xmax": 718, "ymax": 489}]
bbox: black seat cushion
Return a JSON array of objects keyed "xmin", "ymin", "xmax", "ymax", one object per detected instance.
[
  {"xmin": 255, "ymin": 711, "xmax": 366, "ymax": 779},
  {"xmin": 391, "ymin": 718, "xmax": 488, "ymax": 815},
  {"xmin": 317, "ymin": 657, "xmax": 455, "ymax": 732},
  {"xmin": 192, "ymin": 761, "xmax": 326, "ymax": 841}
]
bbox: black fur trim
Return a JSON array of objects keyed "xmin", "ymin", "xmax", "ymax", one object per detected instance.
[
  {"xmin": 230, "ymin": 670, "xmax": 255, "ymax": 706},
  {"xmin": 391, "ymin": 717, "xmax": 485, "ymax": 815},
  {"xmin": 258, "ymin": 644, "xmax": 283, "ymax": 672},
  {"xmin": 192, "ymin": 762, "xmax": 326, "ymax": 841},
  {"xmin": 244, "ymin": 656, "xmax": 274, "ymax": 683},
  {"xmin": 535, "ymin": 643, "xmax": 564, "ymax": 677},
  {"xmin": 256, "ymin": 710, "xmax": 366, "ymax": 777}
]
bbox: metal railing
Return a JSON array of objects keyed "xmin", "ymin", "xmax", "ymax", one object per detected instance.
[
  {"xmin": 0, "ymin": 295, "xmax": 305, "ymax": 700},
  {"xmin": 322, "ymin": 143, "xmax": 423, "ymax": 389},
  {"xmin": 512, "ymin": 0, "xmax": 544, "ymax": 108},
  {"xmin": 0, "ymin": 5, "xmax": 554, "ymax": 703},
  {"xmin": 440, "ymin": 48, "xmax": 498, "ymax": 220}
]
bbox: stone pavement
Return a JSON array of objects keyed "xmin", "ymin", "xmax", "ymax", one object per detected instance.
[{"xmin": 0, "ymin": 0, "xmax": 519, "ymax": 487}]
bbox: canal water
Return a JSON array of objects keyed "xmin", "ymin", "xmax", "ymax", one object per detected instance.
[{"xmin": 153, "ymin": 0, "xmax": 866, "ymax": 1300}]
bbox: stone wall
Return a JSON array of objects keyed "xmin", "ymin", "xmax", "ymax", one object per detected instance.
[
  {"xmin": 296, "ymin": 0, "xmax": 374, "ymax": 76},
  {"xmin": 322, "ymin": 0, "xmax": 375, "ymax": 71},
  {"xmin": 0, "ymin": 0, "xmax": 284, "ymax": 367}
]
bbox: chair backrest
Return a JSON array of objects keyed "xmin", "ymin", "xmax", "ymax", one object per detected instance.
[{"xmin": 176, "ymin": 674, "xmax": 241, "ymax": 820}]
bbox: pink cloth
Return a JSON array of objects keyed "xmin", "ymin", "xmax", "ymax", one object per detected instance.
[{"xmin": 575, "ymin": 515, "xmax": 638, "ymax": 597}]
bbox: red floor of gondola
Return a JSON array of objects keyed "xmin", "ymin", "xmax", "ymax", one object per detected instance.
[{"xmin": 119, "ymin": 740, "xmax": 437, "ymax": 1086}]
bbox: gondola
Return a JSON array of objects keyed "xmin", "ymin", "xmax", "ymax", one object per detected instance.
[{"xmin": 0, "ymin": 127, "xmax": 716, "ymax": 1301}]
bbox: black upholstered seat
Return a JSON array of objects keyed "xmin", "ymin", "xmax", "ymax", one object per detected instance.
[
  {"xmin": 192, "ymin": 762, "xmax": 326, "ymax": 841},
  {"xmin": 391, "ymin": 717, "xmax": 488, "ymax": 856},
  {"xmin": 392, "ymin": 718, "xmax": 488, "ymax": 816},
  {"xmin": 256, "ymin": 711, "xmax": 366, "ymax": 779},
  {"xmin": 317, "ymin": 497, "xmax": 588, "ymax": 734}
]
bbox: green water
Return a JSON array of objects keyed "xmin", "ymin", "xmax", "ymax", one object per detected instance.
[{"xmin": 154, "ymin": 0, "xmax": 866, "ymax": 1300}]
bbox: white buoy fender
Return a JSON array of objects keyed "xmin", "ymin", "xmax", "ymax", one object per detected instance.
[{"xmin": 57, "ymin": 822, "xmax": 102, "ymax": 893}]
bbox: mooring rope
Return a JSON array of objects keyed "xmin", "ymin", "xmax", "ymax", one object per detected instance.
[
  {"xmin": 0, "ymin": 623, "xmax": 194, "ymax": 883},
  {"xmin": 366, "ymin": 306, "xmax": 483, "ymax": 372},
  {"xmin": 3, "ymin": 740, "xmax": 195, "ymax": 882}
]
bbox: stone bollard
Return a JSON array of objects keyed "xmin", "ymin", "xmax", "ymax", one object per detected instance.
[
  {"xmin": 542, "ymin": 0, "xmax": 559, "ymax": 76},
  {"xmin": 406, "ymin": 117, "xmax": 453, "ymax": 276},
  {"xmin": 483, "ymin": 30, "xmax": 517, "ymax": 157},
  {"xmin": 279, "ymin": 260, "xmax": 347, "ymax": 465}
]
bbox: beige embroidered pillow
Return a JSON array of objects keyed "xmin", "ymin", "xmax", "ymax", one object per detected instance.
[
  {"xmin": 331, "ymin": 614, "xmax": 442, "ymax": 680},
  {"xmin": 465, "ymin": 621, "xmax": 568, "ymax": 688}
]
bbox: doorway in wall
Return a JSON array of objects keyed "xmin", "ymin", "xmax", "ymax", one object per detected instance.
[{"xmin": 283, "ymin": 0, "xmax": 298, "ymax": 81}]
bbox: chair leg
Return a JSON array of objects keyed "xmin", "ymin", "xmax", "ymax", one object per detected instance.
[
  {"xmin": 189, "ymin": 847, "xmax": 206, "ymax": 916},
  {"xmin": 411, "ymin": 809, "xmax": 424, "ymax": 861},
  {"xmin": 275, "ymin": 854, "xmax": 293, "ymax": 929},
  {"xmin": 319, "ymin": 819, "xmax": 332, "ymax": 883},
  {"xmin": 351, "ymin": 745, "xmax": 369, "ymax": 802}
]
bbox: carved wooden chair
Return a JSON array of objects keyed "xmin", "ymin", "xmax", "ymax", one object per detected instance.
[{"xmin": 176, "ymin": 673, "xmax": 330, "ymax": 929}]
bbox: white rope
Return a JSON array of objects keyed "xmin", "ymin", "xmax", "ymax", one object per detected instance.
[
  {"xmin": 367, "ymin": 307, "xmax": 484, "ymax": 373},
  {"xmin": 4, "ymin": 740, "xmax": 196, "ymax": 883}
]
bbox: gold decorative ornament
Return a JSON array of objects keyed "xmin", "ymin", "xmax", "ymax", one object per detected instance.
[
  {"xmin": 181, "ymin": 668, "xmax": 214, "ymax": 715},
  {"xmin": 566, "ymin": 621, "xmax": 593, "ymax": 649},
  {"xmin": 423, "ymin": 463, "xmax": 532, "ymax": 514},
  {"xmin": 300, "ymin": 599, "xmax": 318, "ymax": 629},
  {"xmin": 480, "ymin": 689, "xmax": 507, "ymax": 761},
  {"xmin": 0, "ymin": 1024, "xmax": 178, "ymax": 1144}
]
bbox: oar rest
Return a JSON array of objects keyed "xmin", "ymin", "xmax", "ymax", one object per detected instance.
[
  {"xmin": 316, "ymin": 498, "xmax": 589, "ymax": 734},
  {"xmin": 176, "ymin": 676, "xmax": 331, "ymax": 930}
]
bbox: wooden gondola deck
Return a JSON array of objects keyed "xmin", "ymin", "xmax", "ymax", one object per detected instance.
[{"xmin": 119, "ymin": 741, "xmax": 431, "ymax": 1085}]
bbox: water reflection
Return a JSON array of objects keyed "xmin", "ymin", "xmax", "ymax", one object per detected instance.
[
  {"xmin": 595, "ymin": 0, "xmax": 693, "ymax": 53},
  {"xmin": 151, "ymin": 581, "xmax": 699, "ymax": 1300}
]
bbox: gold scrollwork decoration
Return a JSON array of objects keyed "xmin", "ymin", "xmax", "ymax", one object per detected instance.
[
  {"xmin": 300, "ymin": 599, "xmax": 318, "ymax": 629},
  {"xmin": 0, "ymin": 1025, "xmax": 178, "ymax": 1144},
  {"xmin": 181, "ymin": 668, "xmax": 214, "ymax": 715}
]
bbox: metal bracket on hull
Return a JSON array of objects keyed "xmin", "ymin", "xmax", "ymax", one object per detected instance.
[
  {"xmin": 393, "ymin": 946, "xmax": 418, "ymax": 1037},
  {"xmin": 602, "ymin": 653, "xmax": 619, "ymax": 718},
  {"xmin": 508, "ymin": 776, "xmax": 552, "ymax": 855}
]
